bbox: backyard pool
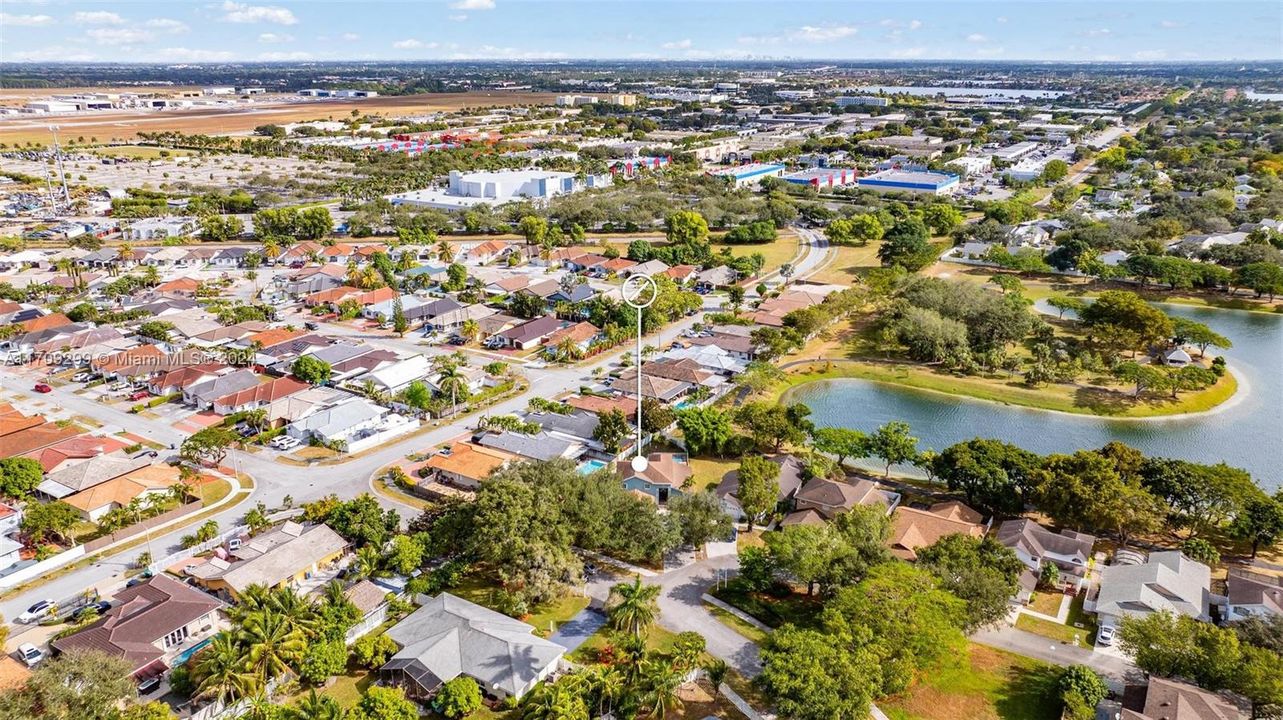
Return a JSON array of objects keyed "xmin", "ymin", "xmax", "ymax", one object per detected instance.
[{"xmin": 577, "ymin": 459, "xmax": 608, "ymax": 475}]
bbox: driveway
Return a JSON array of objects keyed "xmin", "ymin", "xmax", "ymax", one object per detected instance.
[
  {"xmin": 971, "ymin": 625, "xmax": 1139, "ymax": 691},
  {"xmin": 650, "ymin": 555, "xmax": 761, "ymax": 677},
  {"xmin": 548, "ymin": 607, "xmax": 608, "ymax": 654}
]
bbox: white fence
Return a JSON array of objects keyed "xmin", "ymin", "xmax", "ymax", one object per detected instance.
[
  {"xmin": 0, "ymin": 545, "xmax": 87, "ymax": 590},
  {"xmin": 188, "ymin": 677, "xmax": 283, "ymax": 720}
]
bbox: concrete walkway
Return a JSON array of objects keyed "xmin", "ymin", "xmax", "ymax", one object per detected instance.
[{"xmin": 548, "ymin": 606, "xmax": 608, "ymax": 654}]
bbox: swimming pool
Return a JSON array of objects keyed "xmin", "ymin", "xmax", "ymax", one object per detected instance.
[{"xmin": 577, "ymin": 459, "xmax": 608, "ymax": 475}]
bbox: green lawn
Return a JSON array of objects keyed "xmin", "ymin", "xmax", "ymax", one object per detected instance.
[
  {"xmin": 1015, "ymin": 593, "xmax": 1098, "ymax": 647},
  {"xmin": 709, "ymin": 579, "xmax": 822, "ymax": 629},
  {"xmin": 713, "ymin": 228, "xmax": 800, "ymax": 275},
  {"xmin": 688, "ymin": 455, "xmax": 737, "ymax": 492},
  {"xmin": 449, "ymin": 570, "xmax": 589, "ymax": 638},
  {"xmin": 705, "ymin": 602, "xmax": 770, "ymax": 644},
  {"xmin": 1026, "ymin": 590, "xmax": 1064, "ymax": 616},
  {"xmin": 882, "ymin": 644, "xmax": 1063, "ymax": 720}
]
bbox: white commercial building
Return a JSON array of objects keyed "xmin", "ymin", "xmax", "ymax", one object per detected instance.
[
  {"xmin": 556, "ymin": 95, "xmax": 599, "ymax": 106},
  {"xmin": 947, "ymin": 155, "xmax": 993, "ymax": 176},
  {"xmin": 990, "ymin": 141, "xmax": 1040, "ymax": 161},
  {"xmin": 388, "ymin": 169, "xmax": 611, "ymax": 210},
  {"xmin": 1003, "ymin": 158, "xmax": 1048, "ymax": 182},
  {"xmin": 203, "ymin": 87, "xmax": 236, "ymax": 95}
]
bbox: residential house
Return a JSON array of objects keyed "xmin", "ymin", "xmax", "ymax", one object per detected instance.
[
  {"xmin": 379, "ymin": 593, "xmax": 564, "ymax": 701},
  {"xmin": 148, "ymin": 363, "xmax": 230, "ymax": 397},
  {"xmin": 475, "ymin": 430, "xmax": 583, "ymax": 463},
  {"xmin": 1120, "ymin": 677, "xmax": 1242, "ymax": 720},
  {"xmin": 527, "ymin": 410, "xmax": 620, "ymax": 460},
  {"xmin": 0, "ymin": 502, "xmax": 21, "ymax": 537},
  {"xmin": 497, "ymin": 316, "xmax": 565, "ymax": 350},
  {"xmin": 564, "ymin": 253, "xmax": 608, "ymax": 272},
  {"xmin": 286, "ymin": 397, "xmax": 390, "ymax": 446},
  {"xmin": 689, "ymin": 331, "xmax": 756, "ymax": 361},
  {"xmin": 264, "ymin": 386, "xmax": 351, "ymax": 426},
  {"xmin": 62, "ymin": 464, "xmax": 181, "ymax": 522},
  {"xmin": 278, "ymin": 242, "xmax": 324, "ymax": 266},
  {"xmin": 22, "ymin": 434, "xmax": 129, "ymax": 473},
  {"xmin": 782, "ymin": 477, "xmax": 901, "ymax": 526},
  {"xmin": 564, "ymin": 394, "xmax": 637, "ymax": 419},
  {"xmin": 212, "ymin": 376, "xmax": 309, "ymax": 416},
  {"xmin": 694, "ymin": 265, "xmax": 737, "ymax": 291},
  {"xmin": 663, "ymin": 264, "xmax": 697, "ymax": 284},
  {"xmin": 421, "ymin": 442, "xmax": 515, "ymax": 489},
  {"xmin": 303, "ymin": 285, "xmax": 363, "ymax": 308},
  {"xmin": 185, "ymin": 522, "xmax": 348, "ymax": 600},
  {"xmin": 485, "ymin": 275, "xmax": 532, "ymax": 297},
  {"xmin": 424, "ymin": 302, "xmax": 498, "ymax": 336},
  {"xmin": 1224, "ymin": 568, "xmax": 1282, "ymax": 621},
  {"xmin": 184, "ymin": 369, "xmax": 260, "ymax": 410},
  {"xmin": 0, "ymin": 535, "xmax": 21, "ymax": 573},
  {"xmin": 51, "ymin": 574, "xmax": 226, "ymax": 679},
  {"xmin": 627, "ymin": 259, "xmax": 671, "ymax": 278},
  {"xmin": 619, "ymin": 452, "xmax": 692, "ymax": 505},
  {"xmin": 123, "ymin": 217, "xmax": 196, "ymax": 242},
  {"xmin": 210, "ymin": 247, "xmax": 253, "ymax": 269},
  {"xmin": 1093, "ymin": 551, "xmax": 1212, "ymax": 631},
  {"xmin": 548, "ymin": 283, "xmax": 596, "ymax": 306},
  {"xmin": 90, "ymin": 344, "xmax": 165, "ymax": 381},
  {"xmin": 321, "ymin": 244, "xmax": 355, "ymax": 265},
  {"xmin": 661, "ymin": 344, "xmax": 747, "ymax": 376},
  {"xmin": 36, "ymin": 454, "xmax": 153, "ymax": 501},
  {"xmin": 996, "ymin": 519, "xmax": 1096, "ymax": 595},
  {"xmin": 543, "ymin": 322, "xmax": 600, "ymax": 356},
  {"xmin": 888, "ymin": 501, "xmax": 987, "ymax": 561},
  {"xmin": 717, "ymin": 455, "xmax": 806, "ymax": 522},
  {"xmin": 462, "ymin": 240, "xmax": 513, "ymax": 265},
  {"xmin": 280, "ymin": 264, "xmax": 347, "ymax": 296},
  {"xmin": 153, "ymin": 277, "xmax": 201, "ymax": 300},
  {"xmin": 590, "ymin": 257, "xmax": 637, "ymax": 277},
  {"xmin": 365, "ymin": 354, "xmax": 433, "ymax": 394},
  {"xmin": 476, "ymin": 313, "xmax": 523, "ymax": 341},
  {"xmin": 615, "ymin": 373, "xmax": 688, "ymax": 403}
]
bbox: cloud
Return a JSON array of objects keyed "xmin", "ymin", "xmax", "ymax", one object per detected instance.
[
  {"xmin": 10, "ymin": 45, "xmax": 95, "ymax": 62},
  {"xmin": 448, "ymin": 14, "xmax": 468, "ymax": 21},
  {"xmin": 220, "ymin": 1, "xmax": 297, "ymax": 25},
  {"xmin": 155, "ymin": 47, "xmax": 236, "ymax": 62},
  {"xmin": 1134, "ymin": 49, "xmax": 1168, "ymax": 61},
  {"xmin": 259, "ymin": 51, "xmax": 313, "ymax": 61},
  {"xmin": 145, "ymin": 18, "xmax": 189, "ymax": 33},
  {"xmin": 661, "ymin": 39, "xmax": 692, "ymax": 50},
  {"xmin": 791, "ymin": 25, "xmax": 856, "ymax": 42},
  {"xmin": 393, "ymin": 38, "xmax": 438, "ymax": 49},
  {"xmin": 448, "ymin": 45, "xmax": 567, "ymax": 60},
  {"xmin": 966, "ymin": 33, "xmax": 988, "ymax": 43},
  {"xmin": 890, "ymin": 47, "xmax": 926, "ymax": 58},
  {"xmin": 73, "ymin": 10, "xmax": 123, "ymax": 24},
  {"xmin": 450, "ymin": 0, "xmax": 495, "ymax": 9},
  {"xmin": 1081, "ymin": 28, "xmax": 1112, "ymax": 37},
  {"xmin": 908, "ymin": 19, "xmax": 922, "ymax": 30},
  {"xmin": 1, "ymin": 13, "xmax": 54, "ymax": 26},
  {"xmin": 86, "ymin": 28, "xmax": 152, "ymax": 45},
  {"xmin": 258, "ymin": 32, "xmax": 294, "ymax": 43},
  {"xmin": 996, "ymin": 16, "xmax": 1008, "ymax": 24},
  {"xmin": 1158, "ymin": 20, "xmax": 1185, "ymax": 29},
  {"xmin": 880, "ymin": 18, "xmax": 922, "ymax": 30},
  {"xmin": 741, "ymin": 24, "xmax": 856, "ymax": 45},
  {"xmin": 340, "ymin": 32, "xmax": 360, "ymax": 41}
]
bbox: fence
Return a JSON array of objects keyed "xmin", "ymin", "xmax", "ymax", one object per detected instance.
[
  {"xmin": 84, "ymin": 499, "xmax": 204, "ymax": 553},
  {"xmin": 145, "ymin": 509, "xmax": 302, "ymax": 576},
  {"xmin": 0, "ymin": 545, "xmax": 86, "ymax": 590},
  {"xmin": 188, "ymin": 677, "xmax": 283, "ymax": 720}
]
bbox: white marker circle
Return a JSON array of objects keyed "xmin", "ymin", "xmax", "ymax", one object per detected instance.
[
  {"xmin": 630, "ymin": 455, "xmax": 649, "ymax": 473},
  {"xmin": 622, "ymin": 274, "xmax": 658, "ymax": 309}
]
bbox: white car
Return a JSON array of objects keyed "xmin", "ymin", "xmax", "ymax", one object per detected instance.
[
  {"xmin": 17, "ymin": 599, "xmax": 55, "ymax": 624},
  {"xmin": 1096, "ymin": 625, "xmax": 1116, "ymax": 646},
  {"xmin": 270, "ymin": 435, "xmax": 300, "ymax": 450},
  {"xmin": 16, "ymin": 644, "xmax": 43, "ymax": 667},
  {"xmin": 72, "ymin": 372, "xmax": 93, "ymax": 382}
]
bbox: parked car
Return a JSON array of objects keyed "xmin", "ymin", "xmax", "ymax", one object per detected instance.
[
  {"xmin": 137, "ymin": 676, "xmax": 162, "ymax": 695},
  {"xmin": 234, "ymin": 423, "xmax": 258, "ymax": 438},
  {"xmin": 304, "ymin": 321, "xmax": 319, "ymax": 331},
  {"xmin": 72, "ymin": 600, "xmax": 112, "ymax": 622},
  {"xmin": 17, "ymin": 599, "xmax": 55, "ymax": 624},
  {"xmin": 16, "ymin": 644, "xmax": 43, "ymax": 667},
  {"xmin": 72, "ymin": 372, "xmax": 93, "ymax": 382},
  {"xmin": 270, "ymin": 435, "xmax": 300, "ymax": 450},
  {"xmin": 108, "ymin": 381, "xmax": 129, "ymax": 391},
  {"xmin": 1096, "ymin": 625, "xmax": 1116, "ymax": 646},
  {"xmin": 128, "ymin": 390, "xmax": 150, "ymax": 401},
  {"xmin": 33, "ymin": 383, "xmax": 52, "ymax": 394}
]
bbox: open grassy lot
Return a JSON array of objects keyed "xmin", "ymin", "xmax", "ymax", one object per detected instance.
[
  {"xmin": 92, "ymin": 145, "xmax": 192, "ymax": 159},
  {"xmin": 1026, "ymin": 589, "xmax": 1064, "ymax": 616},
  {"xmin": 713, "ymin": 228, "xmax": 801, "ymax": 276},
  {"xmin": 687, "ymin": 455, "xmax": 737, "ymax": 492},
  {"xmin": 808, "ymin": 242, "xmax": 884, "ymax": 285},
  {"xmin": 705, "ymin": 601, "xmax": 770, "ymax": 644},
  {"xmin": 449, "ymin": 570, "xmax": 590, "ymax": 638},
  {"xmin": 882, "ymin": 644, "xmax": 1063, "ymax": 720}
]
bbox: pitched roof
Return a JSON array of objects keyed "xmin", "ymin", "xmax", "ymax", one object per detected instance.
[
  {"xmin": 383, "ymin": 593, "xmax": 564, "ymax": 697},
  {"xmin": 499, "ymin": 315, "xmax": 563, "ymax": 345},
  {"xmin": 51, "ymin": 574, "xmax": 225, "ymax": 673},
  {"xmin": 245, "ymin": 327, "xmax": 306, "ymax": 349},
  {"xmin": 888, "ymin": 502, "xmax": 986, "ymax": 561},
  {"xmin": 996, "ymin": 519, "xmax": 1095, "ymax": 565},
  {"xmin": 717, "ymin": 454, "xmax": 805, "ymax": 505},
  {"xmin": 0, "ymin": 422, "xmax": 81, "ymax": 459},
  {"xmin": 62, "ymin": 464, "xmax": 179, "ymax": 514},
  {"xmin": 564, "ymin": 394, "xmax": 636, "ymax": 419},
  {"xmin": 621, "ymin": 452, "xmax": 692, "ymax": 489},
  {"xmin": 214, "ymin": 376, "xmax": 309, "ymax": 409},
  {"xmin": 22, "ymin": 434, "xmax": 127, "ymax": 472},
  {"xmin": 1121, "ymin": 677, "xmax": 1241, "ymax": 720},
  {"xmin": 545, "ymin": 321, "xmax": 600, "ymax": 347},
  {"xmin": 794, "ymin": 477, "xmax": 898, "ymax": 517},
  {"xmin": 190, "ymin": 522, "xmax": 348, "ymax": 594},
  {"xmin": 0, "ymin": 656, "xmax": 30, "ymax": 693},
  {"xmin": 19, "ymin": 312, "xmax": 73, "ymax": 333},
  {"xmin": 38, "ymin": 454, "xmax": 153, "ymax": 498},
  {"xmin": 1096, "ymin": 551, "xmax": 1211, "ymax": 623},
  {"xmin": 476, "ymin": 430, "xmax": 579, "ymax": 462},
  {"xmin": 344, "ymin": 579, "xmax": 389, "ymax": 615},
  {"xmin": 424, "ymin": 442, "xmax": 514, "ymax": 483}
]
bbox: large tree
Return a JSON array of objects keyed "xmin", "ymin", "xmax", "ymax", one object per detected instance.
[
  {"xmin": 758, "ymin": 626, "xmax": 882, "ymax": 720},
  {"xmin": 0, "ymin": 649, "xmax": 137, "ymax": 720},
  {"xmin": 667, "ymin": 491, "xmax": 732, "ymax": 548},
  {"xmin": 916, "ymin": 534, "xmax": 1025, "ymax": 631},
  {"xmin": 735, "ymin": 402, "xmax": 807, "ymax": 453},
  {"xmin": 1079, "ymin": 290, "xmax": 1173, "ymax": 353},
  {"xmin": 676, "ymin": 406, "xmax": 733, "ymax": 456},
  {"xmin": 736, "ymin": 456, "xmax": 781, "ymax": 530},
  {"xmin": 932, "ymin": 438, "xmax": 1041, "ymax": 517},
  {"xmin": 811, "ymin": 427, "xmax": 868, "ymax": 468},
  {"xmin": 866, "ymin": 421, "xmax": 919, "ymax": 477}
]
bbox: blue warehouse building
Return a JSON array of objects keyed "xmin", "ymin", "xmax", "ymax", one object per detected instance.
[{"xmin": 857, "ymin": 169, "xmax": 960, "ymax": 195}]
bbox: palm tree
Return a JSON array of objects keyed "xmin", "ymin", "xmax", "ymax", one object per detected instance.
[
  {"xmin": 243, "ymin": 692, "xmax": 277, "ymax": 720},
  {"xmin": 642, "ymin": 661, "xmax": 685, "ymax": 719},
  {"xmin": 194, "ymin": 632, "xmax": 252, "ymax": 705},
  {"xmin": 606, "ymin": 577, "xmax": 660, "ymax": 638},
  {"xmin": 459, "ymin": 319, "xmax": 479, "ymax": 344},
  {"xmin": 262, "ymin": 239, "xmax": 281, "ymax": 263},
  {"xmin": 288, "ymin": 690, "xmax": 342, "ymax": 720},
  {"xmin": 591, "ymin": 665, "xmax": 627, "ymax": 717},
  {"xmin": 239, "ymin": 609, "xmax": 306, "ymax": 690},
  {"xmin": 140, "ymin": 264, "xmax": 161, "ymax": 288},
  {"xmin": 436, "ymin": 239, "xmax": 454, "ymax": 263},
  {"xmin": 227, "ymin": 583, "xmax": 274, "ymax": 624},
  {"xmin": 268, "ymin": 586, "xmax": 319, "ymax": 638},
  {"xmin": 243, "ymin": 408, "xmax": 268, "ymax": 432},
  {"xmin": 436, "ymin": 363, "xmax": 467, "ymax": 411},
  {"xmin": 354, "ymin": 545, "xmax": 382, "ymax": 578}
]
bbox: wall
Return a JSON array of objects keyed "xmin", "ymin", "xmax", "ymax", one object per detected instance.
[{"xmin": 84, "ymin": 499, "xmax": 203, "ymax": 553}]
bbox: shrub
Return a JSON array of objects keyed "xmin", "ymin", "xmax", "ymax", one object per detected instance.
[
  {"xmin": 351, "ymin": 633, "xmax": 398, "ymax": 669},
  {"xmin": 436, "ymin": 676, "xmax": 483, "ymax": 718}
]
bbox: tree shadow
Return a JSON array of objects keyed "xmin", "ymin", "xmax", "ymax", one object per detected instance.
[{"xmin": 992, "ymin": 663, "xmax": 1063, "ymax": 720}]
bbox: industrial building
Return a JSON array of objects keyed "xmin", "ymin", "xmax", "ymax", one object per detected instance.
[
  {"xmin": 202, "ymin": 87, "xmax": 236, "ymax": 96},
  {"xmin": 782, "ymin": 168, "xmax": 859, "ymax": 189},
  {"xmin": 556, "ymin": 95, "xmax": 599, "ymax": 106},
  {"xmin": 946, "ymin": 155, "xmax": 993, "ymax": 176},
  {"xmin": 388, "ymin": 169, "xmax": 611, "ymax": 210},
  {"xmin": 775, "ymin": 89, "xmax": 816, "ymax": 101},
  {"xmin": 858, "ymin": 169, "xmax": 960, "ymax": 195},
  {"xmin": 835, "ymin": 96, "xmax": 890, "ymax": 108},
  {"xmin": 1002, "ymin": 158, "xmax": 1048, "ymax": 182},
  {"xmin": 990, "ymin": 141, "xmax": 1039, "ymax": 162},
  {"xmin": 706, "ymin": 163, "xmax": 785, "ymax": 187}
]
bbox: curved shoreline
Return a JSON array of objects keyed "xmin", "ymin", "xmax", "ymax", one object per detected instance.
[{"xmin": 778, "ymin": 359, "xmax": 1245, "ymax": 424}]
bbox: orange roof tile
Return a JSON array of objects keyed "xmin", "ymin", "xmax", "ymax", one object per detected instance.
[
  {"xmin": 62, "ymin": 464, "xmax": 179, "ymax": 514},
  {"xmin": 424, "ymin": 442, "xmax": 514, "ymax": 482},
  {"xmin": 19, "ymin": 312, "xmax": 73, "ymax": 333}
]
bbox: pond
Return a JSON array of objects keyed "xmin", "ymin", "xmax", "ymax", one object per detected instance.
[{"xmin": 786, "ymin": 303, "xmax": 1283, "ymax": 489}]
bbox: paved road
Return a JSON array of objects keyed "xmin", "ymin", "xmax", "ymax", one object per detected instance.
[
  {"xmin": 971, "ymin": 625, "xmax": 1139, "ymax": 691},
  {"xmin": 1, "ymin": 228, "xmax": 834, "ymax": 631},
  {"xmin": 651, "ymin": 555, "xmax": 762, "ymax": 677}
]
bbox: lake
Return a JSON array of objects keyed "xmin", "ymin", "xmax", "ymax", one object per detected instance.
[
  {"xmin": 855, "ymin": 85, "xmax": 1070, "ymax": 99},
  {"xmin": 786, "ymin": 303, "xmax": 1283, "ymax": 489}
]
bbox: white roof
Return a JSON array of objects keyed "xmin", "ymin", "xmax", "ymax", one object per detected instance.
[{"xmin": 366, "ymin": 354, "xmax": 432, "ymax": 391}]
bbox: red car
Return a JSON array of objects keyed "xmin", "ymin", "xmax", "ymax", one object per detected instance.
[
  {"xmin": 128, "ymin": 390, "xmax": 150, "ymax": 401},
  {"xmin": 33, "ymin": 383, "xmax": 52, "ymax": 393}
]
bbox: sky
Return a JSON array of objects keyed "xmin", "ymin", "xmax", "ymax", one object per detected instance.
[{"xmin": 1, "ymin": 0, "xmax": 1280, "ymax": 64}]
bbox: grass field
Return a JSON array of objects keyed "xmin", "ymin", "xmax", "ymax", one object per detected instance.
[
  {"xmin": 0, "ymin": 91, "xmax": 563, "ymax": 145},
  {"xmin": 713, "ymin": 229, "xmax": 801, "ymax": 276},
  {"xmin": 774, "ymin": 356, "xmax": 1238, "ymax": 418},
  {"xmin": 709, "ymin": 578, "xmax": 822, "ymax": 629},
  {"xmin": 1026, "ymin": 590, "xmax": 1064, "ymax": 616},
  {"xmin": 688, "ymin": 455, "xmax": 737, "ymax": 491},
  {"xmin": 705, "ymin": 602, "xmax": 771, "ymax": 644},
  {"xmin": 92, "ymin": 145, "xmax": 192, "ymax": 159},
  {"xmin": 882, "ymin": 644, "xmax": 1063, "ymax": 720},
  {"xmin": 808, "ymin": 242, "xmax": 884, "ymax": 285}
]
